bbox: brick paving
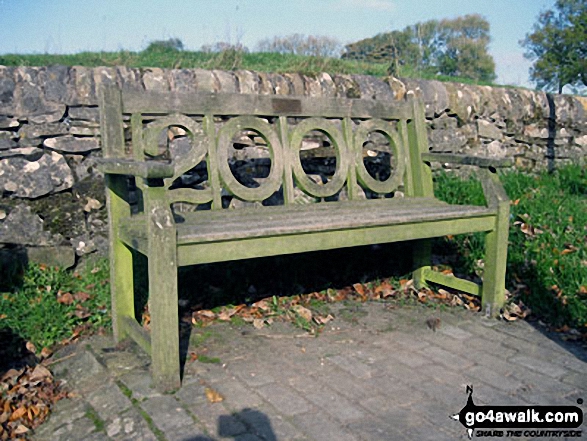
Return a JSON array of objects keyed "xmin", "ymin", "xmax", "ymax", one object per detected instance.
[{"xmin": 33, "ymin": 302, "xmax": 587, "ymax": 441}]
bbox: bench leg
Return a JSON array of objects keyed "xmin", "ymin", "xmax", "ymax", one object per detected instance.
[
  {"xmin": 412, "ymin": 239, "xmax": 431, "ymax": 289},
  {"xmin": 148, "ymin": 204, "xmax": 181, "ymax": 392},
  {"xmin": 481, "ymin": 206, "xmax": 509, "ymax": 317},
  {"xmin": 111, "ymin": 240, "xmax": 135, "ymax": 343}
]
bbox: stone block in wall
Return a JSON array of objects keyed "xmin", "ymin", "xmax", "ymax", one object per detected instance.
[
  {"xmin": 69, "ymin": 66, "xmax": 96, "ymax": 105},
  {"xmin": 18, "ymin": 122, "xmax": 69, "ymax": 139},
  {"xmin": 0, "ymin": 132, "xmax": 17, "ymax": 150},
  {"xmin": 303, "ymin": 74, "xmax": 322, "ymax": 97},
  {"xmin": 13, "ymin": 67, "xmax": 66, "ymax": 123},
  {"xmin": 485, "ymin": 140, "xmax": 508, "ymax": 158},
  {"xmin": 523, "ymin": 125, "xmax": 549, "ymax": 139},
  {"xmin": 0, "ymin": 205, "xmax": 62, "ymax": 246},
  {"xmin": 0, "ymin": 151, "xmax": 74, "ymax": 198},
  {"xmin": 352, "ymin": 75, "xmax": 394, "ymax": 101},
  {"xmin": 42, "ymin": 65, "xmax": 70, "ymax": 103},
  {"xmin": 429, "ymin": 129, "xmax": 468, "ymax": 152},
  {"xmin": 43, "ymin": 136, "xmax": 100, "ymax": 153},
  {"xmin": 477, "ymin": 120, "xmax": 503, "ymax": 140},
  {"xmin": 68, "ymin": 125, "xmax": 101, "ymax": 137},
  {"xmin": 234, "ymin": 70, "xmax": 260, "ymax": 94},
  {"xmin": 0, "ymin": 147, "xmax": 43, "ymax": 160},
  {"xmin": 193, "ymin": 69, "xmax": 216, "ymax": 93},
  {"xmin": 267, "ymin": 73, "xmax": 291, "ymax": 96},
  {"xmin": 142, "ymin": 68, "xmax": 170, "ymax": 92},
  {"xmin": 430, "ymin": 114, "xmax": 458, "ymax": 130},
  {"xmin": 0, "ymin": 66, "xmax": 15, "ymax": 113},
  {"xmin": 213, "ymin": 70, "xmax": 237, "ymax": 94},
  {"xmin": 575, "ymin": 135, "xmax": 587, "ymax": 148},
  {"xmin": 27, "ymin": 246, "xmax": 76, "ymax": 269},
  {"xmin": 283, "ymin": 73, "xmax": 305, "ymax": 96},
  {"xmin": 332, "ymin": 74, "xmax": 361, "ymax": 99},
  {"xmin": 404, "ymin": 79, "xmax": 449, "ymax": 118},
  {"xmin": 68, "ymin": 106, "xmax": 100, "ymax": 122},
  {"xmin": 386, "ymin": 77, "xmax": 406, "ymax": 101},
  {"xmin": 169, "ymin": 69, "xmax": 196, "ymax": 93},
  {"xmin": 0, "ymin": 117, "xmax": 19, "ymax": 129}
]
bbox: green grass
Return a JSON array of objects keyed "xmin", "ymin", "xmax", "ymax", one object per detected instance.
[
  {"xmin": 0, "ymin": 259, "xmax": 111, "ymax": 351},
  {"xmin": 0, "ymin": 48, "xmax": 498, "ymax": 86},
  {"xmin": 435, "ymin": 165, "xmax": 587, "ymax": 328}
]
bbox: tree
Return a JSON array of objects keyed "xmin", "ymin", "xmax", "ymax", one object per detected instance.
[
  {"xmin": 144, "ymin": 38, "xmax": 184, "ymax": 53},
  {"xmin": 521, "ymin": 0, "xmax": 587, "ymax": 93},
  {"xmin": 342, "ymin": 14, "xmax": 496, "ymax": 82},
  {"xmin": 436, "ymin": 15, "xmax": 496, "ymax": 81}
]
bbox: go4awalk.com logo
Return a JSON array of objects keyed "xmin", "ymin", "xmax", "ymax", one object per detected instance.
[{"xmin": 451, "ymin": 386, "xmax": 583, "ymax": 438}]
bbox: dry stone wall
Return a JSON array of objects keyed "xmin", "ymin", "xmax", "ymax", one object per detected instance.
[{"xmin": 0, "ymin": 65, "xmax": 585, "ymax": 267}]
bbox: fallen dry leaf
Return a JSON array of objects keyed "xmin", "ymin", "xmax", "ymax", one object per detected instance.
[
  {"xmin": 293, "ymin": 305, "xmax": 313, "ymax": 322},
  {"xmin": 29, "ymin": 365, "xmax": 52, "ymax": 383},
  {"xmin": 73, "ymin": 292, "xmax": 91, "ymax": 303},
  {"xmin": 56, "ymin": 292, "xmax": 74, "ymax": 305},
  {"xmin": 352, "ymin": 283, "xmax": 366, "ymax": 297},
  {"xmin": 252, "ymin": 319, "xmax": 265, "ymax": 329},
  {"xmin": 204, "ymin": 387, "xmax": 224, "ymax": 403},
  {"xmin": 13, "ymin": 424, "xmax": 29, "ymax": 435},
  {"xmin": 25, "ymin": 342, "xmax": 36, "ymax": 355}
]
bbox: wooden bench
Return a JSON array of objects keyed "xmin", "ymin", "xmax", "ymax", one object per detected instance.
[{"xmin": 98, "ymin": 84, "xmax": 510, "ymax": 391}]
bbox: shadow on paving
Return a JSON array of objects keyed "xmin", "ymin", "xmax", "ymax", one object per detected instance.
[{"xmin": 184, "ymin": 409, "xmax": 277, "ymax": 441}]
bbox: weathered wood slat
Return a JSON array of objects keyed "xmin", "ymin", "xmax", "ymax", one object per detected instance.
[
  {"xmin": 118, "ymin": 198, "xmax": 494, "ymax": 252},
  {"xmin": 121, "ymin": 316, "xmax": 152, "ymax": 355},
  {"xmin": 122, "ymin": 89, "xmax": 411, "ymax": 120},
  {"xmin": 422, "ymin": 269, "xmax": 481, "ymax": 297},
  {"xmin": 176, "ymin": 216, "xmax": 496, "ymax": 267},
  {"xmin": 98, "ymin": 158, "xmax": 175, "ymax": 179}
]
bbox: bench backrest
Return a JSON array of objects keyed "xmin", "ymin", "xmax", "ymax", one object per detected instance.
[{"xmin": 99, "ymin": 85, "xmax": 434, "ymax": 211}]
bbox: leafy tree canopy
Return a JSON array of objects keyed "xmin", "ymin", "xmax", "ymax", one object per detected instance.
[
  {"xmin": 520, "ymin": 0, "xmax": 587, "ymax": 93},
  {"xmin": 144, "ymin": 38, "xmax": 184, "ymax": 53},
  {"xmin": 342, "ymin": 14, "xmax": 496, "ymax": 82}
]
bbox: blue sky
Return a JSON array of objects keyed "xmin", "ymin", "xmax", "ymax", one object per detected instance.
[{"xmin": 0, "ymin": 0, "xmax": 554, "ymax": 88}]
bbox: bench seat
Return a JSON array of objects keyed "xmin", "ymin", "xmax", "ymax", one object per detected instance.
[{"xmin": 119, "ymin": 198, "xmax": 495, "ymax": 266}]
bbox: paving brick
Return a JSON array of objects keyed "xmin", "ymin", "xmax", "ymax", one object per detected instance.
[
  {"xmin": 118, "ymin": 371, "xmax": 162, "ymax": 401},
  {"xmin": 256, "ymin": 383, "xmax": 311, "ymax": 416},
  {"xmin": 466, "ymin": 365, "xmax": 524, "ymax": 393},
  {"xmin": 293, "ymin": 410, "xmax": 358, "ymax": 441},
  {"xmin": 509, "ymin": 354, "xmax": 569, "ymax": 379},
  {"xmin": 237, "ymin": 406, "xmax": 306, "ymax": 441},
  {"xmin": 561, "ymin": 371, "xmax": 587, "ymax": 390},
  {"xmin": 52, "ymin": 349, "xmax": 108, "ymax": 394},
  {"xmin": 437, "ymin": 324, "xmax": 473, "ymax": 340},
  {"xmin": 415, "ymin": 346, "xmax": 475, "ymax": 369},
  {"xmin": 87, "ymin": 381, "xmax": 132, "ymax": 422},
  {"xmin": 233, "ymin": 363, "xmax": 277, "ymax": 387},
  {"xmin": 202, "ymin": 375, "xmax": 265, "ymax": 410},
  {"xmin": 326, "ymin": 354, "xmax": 375, "ymax": 379},
  {"xmin": 389, "ymin": 331, "xmax": 431, "ymax": 350},
  {"xmin": 186, "ymin": 401, "xmax": 247, "ymax": 438},
  {"xmin": 288, "ymin": 379, "xmax": 365, "ymax": 423},
  {"xmin": 346, "ymin": 418, "xmax": 408, "ymax": 441},
  {"xmin": 108, "ymin": 407, "xmax": 158, "ymax": 441},
  {"xmin": 139, "ymin": 395, "xmax": 206, "ymax": 441}
]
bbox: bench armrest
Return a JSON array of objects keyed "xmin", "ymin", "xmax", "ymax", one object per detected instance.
[
  {"xmin": 421, "ymin": 153, "xmax": 513, "ymax": 168},
  {"xmin": 477, "ymin": 168, "xmax": 509, "ymax": 208},
  {"xmin": 97, "ymin": 158, "xmax": 175, "ymax": 179}
]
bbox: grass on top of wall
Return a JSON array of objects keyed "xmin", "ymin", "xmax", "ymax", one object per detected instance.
[{"xmin": 0, "ymin": 48, "xmax": 497, "ymax": 86}]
